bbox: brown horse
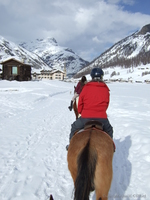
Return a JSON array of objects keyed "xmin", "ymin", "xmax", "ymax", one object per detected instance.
[
  {"xmin": 67, "ymin": 122, "xmax": 114, "ymax": 200},
  {"xmin": 49, "ymin": 194, "xmax": 54, "ymax": 200},
  {"xmin": 73, "ymin": 98, "xmax": 79, "ymax": 120},
  {"xmin": 72, "ymin": 85, "xmax": 80, "ymax": 120}
]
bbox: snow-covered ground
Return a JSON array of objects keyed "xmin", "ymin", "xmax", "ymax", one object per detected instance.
[
  {"xmin": 102, "ymin": 64, "xmax": 150, "ymax": 83},
  {"xmin": 0, "ymin": 79, "xmax": 150, "ymax": 200},
  {"xmin": 74, "ymin": 64, "xmax": 150, "ymax": 83}
]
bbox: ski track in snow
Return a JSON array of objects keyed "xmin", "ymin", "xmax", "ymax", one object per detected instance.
[
  {"xmin": 0, "ymin": 80, "xmax": 150, "ymax": 200},
  {"xmin": 0, "ymin": 81, "xmax": 74, "ymax": 200}
]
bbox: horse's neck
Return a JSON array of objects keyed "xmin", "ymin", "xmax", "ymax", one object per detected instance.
[{"xmin": 76, "ymin": 96, "xmax": 79, "ymax": 106}]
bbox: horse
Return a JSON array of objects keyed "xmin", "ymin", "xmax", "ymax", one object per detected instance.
[
  {"xmin": 49, "ymin": 194, "xmax": 54, "ymax": 200},
  {"xmin": 72, "ymin": 85, "xmax": 80, "ymax": 120},
  {"xmin": 73, "ymin": 97, "xmax": 80, "ymax": 120},
  {"xmin": 67, "ymin": 121, "xmax": 114, "ymax": 200}
]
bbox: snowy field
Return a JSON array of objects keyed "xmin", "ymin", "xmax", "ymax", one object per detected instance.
[{"xmin": 0, "ymin": 79, "xmax": 150, "ymax": 200}]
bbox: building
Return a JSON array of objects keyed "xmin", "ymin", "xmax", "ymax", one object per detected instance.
[
  {"xmin": 1, "ymin": 58, "xmax": 31, "ymax": 81},
  {"xmin": 33, "ymin": 68, "xmax": 67, "ymax": 81}
]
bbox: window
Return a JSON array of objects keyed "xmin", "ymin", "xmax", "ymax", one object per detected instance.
[{"xmin": 12, "ymin": 66, "xmax": 18, "ymax": 75}]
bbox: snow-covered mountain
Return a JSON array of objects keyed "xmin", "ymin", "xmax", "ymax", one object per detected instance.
[
  {"xmin": 1, "ymin": 24, "xmax": 150, "ymax": 79},
  {"xmin": 75, "ymin": 24, "xmax": 150, "ymax": 78},
  {"xmin": 0, "ymin": 36, "xmax": 51, "ymax": 72},
  {"xmin": 20, "ymin": 38, "xmax": 89, "ymax": 77}
]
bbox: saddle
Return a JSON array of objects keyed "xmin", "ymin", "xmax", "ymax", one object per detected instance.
[
  {"xmin": 83, "ymin": 120, "xmax": 116, "ymax": 152},
  {"xmin": 84, "ymin": 120, "xmax": 103, "ymax": 130},
  {"xmin": 76, "ymin": 120, "xmax": 103, "ymax": 135}
]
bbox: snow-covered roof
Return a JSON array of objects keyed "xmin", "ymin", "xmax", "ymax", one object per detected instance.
[
  {"xmin": 0, "ymin": 58, "xmax": 32, "ymax": 66},
  {"xmin": 40, "ymin": 68, "xmax": 65, "ymax": 74}
]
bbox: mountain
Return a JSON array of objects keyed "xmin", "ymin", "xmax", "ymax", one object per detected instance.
[
  {"xmin": 75, "ymin": 24, "xmax": 150, "ymax": 78},
  {"xmin": 0, "ymin": 36, "xmax": 51, "ymax": 72},
  {"xmin": 19, "ymin": 38, "xmax": 89, "ymax": 77}
]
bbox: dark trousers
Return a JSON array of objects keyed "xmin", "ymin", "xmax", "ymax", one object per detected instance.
[{"xmin": 69, "ymin": 117, "xmax": 113, "ymax": 141}]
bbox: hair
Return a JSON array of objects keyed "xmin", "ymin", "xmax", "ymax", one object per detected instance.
[
  {"xmin": 81, "ymin": 76, "xmax": 87, "ymax": 83},
  {"xmin": 92, "ymin": 76, "xmax": 103, "ymax": 81}
]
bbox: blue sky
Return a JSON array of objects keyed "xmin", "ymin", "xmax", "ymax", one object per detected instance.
[
  {"xmin": 0, "ymin": 0, "xmax": 150, "ymax": 61},
  {"xmin": 122, "ymin": 0, "xmax": 150, "ymax": 15}
]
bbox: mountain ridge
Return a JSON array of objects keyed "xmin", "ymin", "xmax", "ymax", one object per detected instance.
[
  {"xmin": 1, "ymin": 24, "xmax": 150, "ymax": 79},
  {"xmin": 74, "ymin": 24, "xmax": 150, "ymax": 78},
  {"xmin": 0, "ymin": 36, "xmax": 89, "ymax": 77},
  {"xmin": 0, "ymin": 36, "xmax": 51, "ymax": 71},
  {"xmin": 19, "ymin": 38, "xmax": 89, "ymax": 77}
]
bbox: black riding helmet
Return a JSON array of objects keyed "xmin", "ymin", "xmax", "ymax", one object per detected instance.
[{"xmin": 90, "ymin": 67, "xmax": 104, "ymax": 79}]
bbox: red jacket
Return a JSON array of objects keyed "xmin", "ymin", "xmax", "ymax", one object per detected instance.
[
  {"xmin": 75, "ymin": 81, "xmax": 84, "ymax": 94},
  {"xmin": 78, "ymin": 81, "xmax": 110, "ymax": 118}
]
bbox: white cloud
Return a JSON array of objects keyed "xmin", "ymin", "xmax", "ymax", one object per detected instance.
[
  {"xmin": 0, "ymin": 0, "xmax": 150, "ymax": 61},
  {"xmin": 92, "ymin": 36, "xmax": 102, "ymax": 43}
]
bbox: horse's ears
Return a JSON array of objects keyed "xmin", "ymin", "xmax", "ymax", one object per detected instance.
[{"xmin": 50, "ymin": 194, "xmax": 54, "ymax": 200}]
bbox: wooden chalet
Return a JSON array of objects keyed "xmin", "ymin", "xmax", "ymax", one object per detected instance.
[{"xmin": 1, "ymin": 58, "xmax": 31, "ymax": 81}]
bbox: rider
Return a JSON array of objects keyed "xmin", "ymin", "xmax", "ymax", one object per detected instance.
[
  {"xmin": 66, "ymin": 67, "xmax": 113, "ymax": 149},
  {"xmin": 68, "ymin": 76, "xmax": 87, "ymax": 111}
]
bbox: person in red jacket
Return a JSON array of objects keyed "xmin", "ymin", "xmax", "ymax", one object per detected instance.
[
  {"xmin": 67, "ymin": 68, "xmax": 113, "ymax": 149},
  {"xmin": 68, "ymin": 76, "xmax": 87, "ymax": 111}
]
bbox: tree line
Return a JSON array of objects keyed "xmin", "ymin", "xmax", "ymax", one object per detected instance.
[{"xmin": 74, "ymin": 50, "xmax": 150, "ymax": 78}]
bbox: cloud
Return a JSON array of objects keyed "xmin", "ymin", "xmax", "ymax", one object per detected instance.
[
  {"xmin": 92, "ymin": 36, "xmax": 102, "ymax": 43},
  {"xmin": 0, "ymin": 0, "xmax": 150, "ymax": 61}
]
